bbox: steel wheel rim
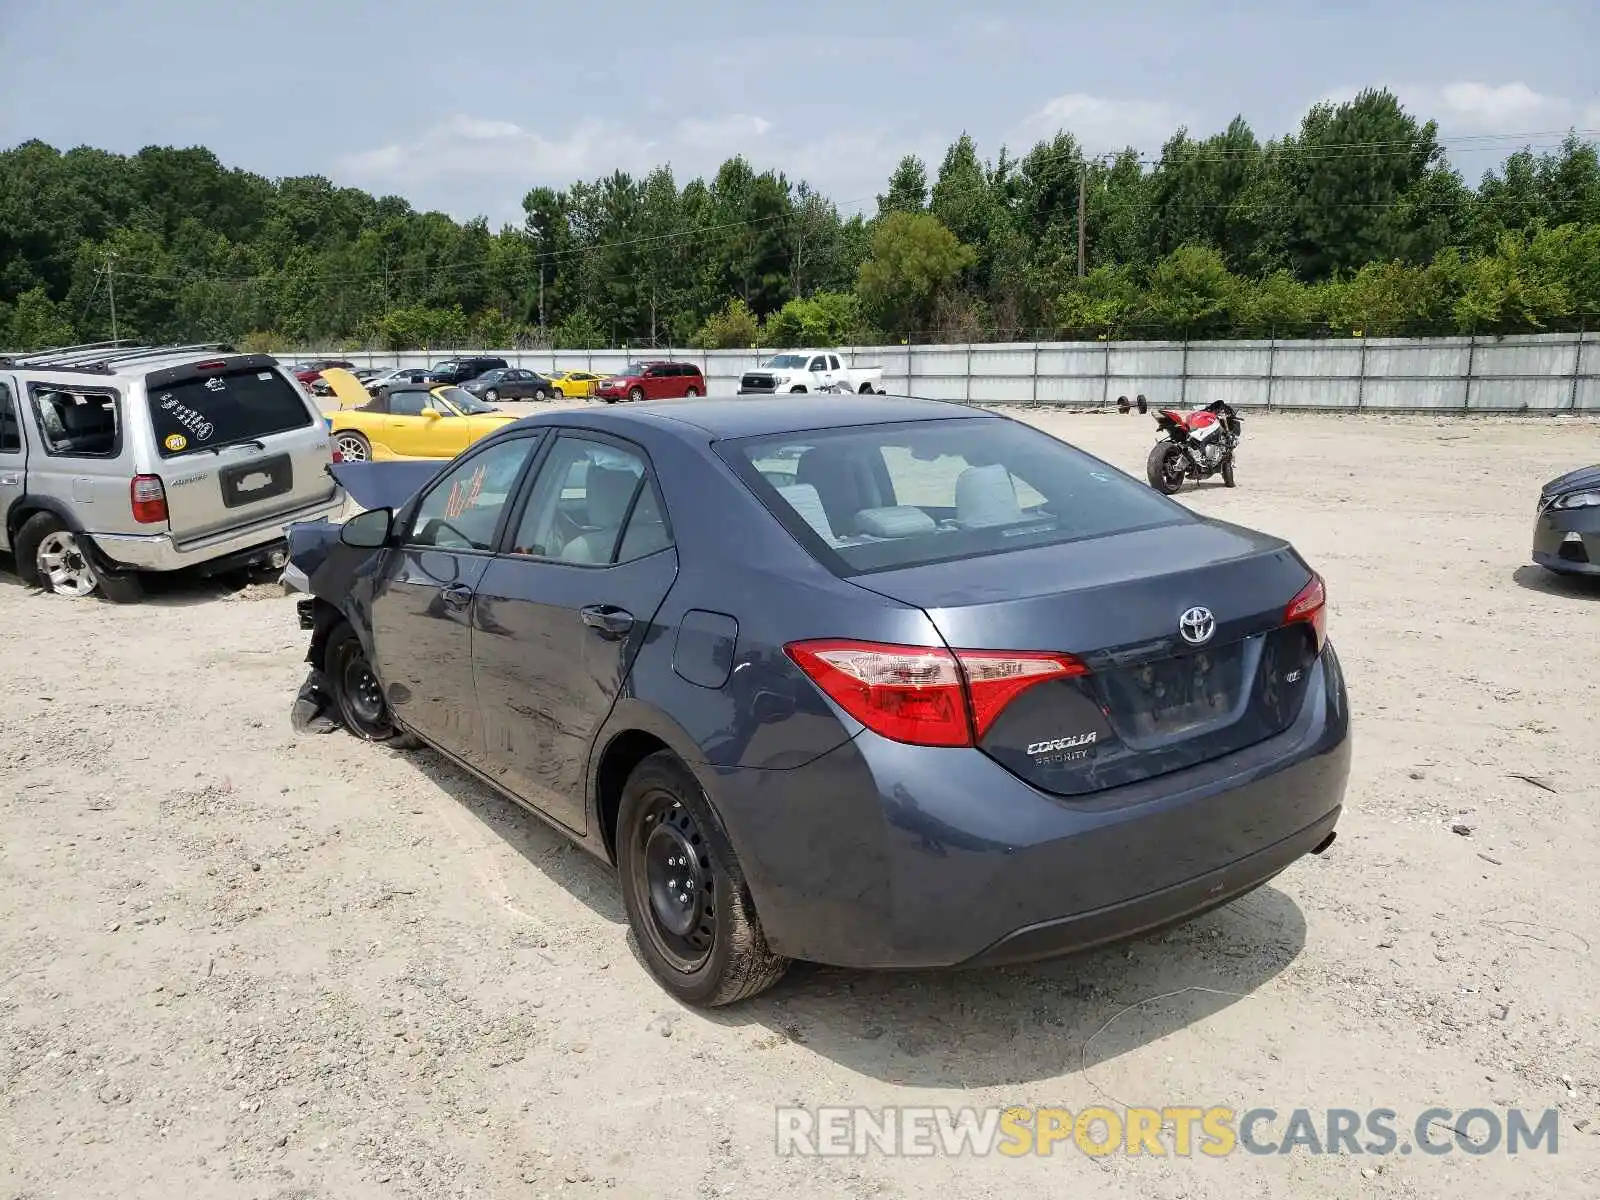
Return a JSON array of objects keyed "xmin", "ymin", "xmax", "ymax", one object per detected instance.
[
  {"xmin": 335, "ymin": 642, "xmax": 388, "ymax": 734},
  {"xmin": 484, "ymin": 389, "xmax": 498, "ymax": 402},
  {"xmin": 36, "ymin": 531, "xmax": 98, "ymax": 597},
  {"xmin": 336, "ymin": 434, "xmax": 369, "ymax": 462},
  {"xmin": 633, "ymin": 795, "xmax": 716, "ymax": 972}
]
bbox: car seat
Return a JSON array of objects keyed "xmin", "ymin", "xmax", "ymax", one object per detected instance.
[
  {"xmin": 795, "ymin": 444, "xmax": 895, "ymax": 535},
  {"xmin": 954, "ymin": 464, "xmax": 1023, "ymax": 529},
  {"xmin": 560, "ymin": 464, "xmax": 641, "ymax": 563}
]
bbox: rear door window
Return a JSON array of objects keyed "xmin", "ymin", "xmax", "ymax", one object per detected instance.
[
  {"xmin": 30, "ymin": 385, "xmax": 121, "ymax": 458},
  {"xmin": 147, "ymin": 366, "xmax": 312, "ymax": 458},
  {"xmin": 0, "ymin": 384, "xmax": 20, "ymax": 453},
  {"xmin": 719, "ymin": 416, "xmax": 1188, "ymax": 575}
]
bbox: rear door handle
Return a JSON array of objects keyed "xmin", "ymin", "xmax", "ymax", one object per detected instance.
[
  {"xmin": 440, "ymin": 583, "xmax": 473, "ymax": 611},
  {"xmin": 580, "ymin": 605, "xmax": 634, "ymax": 638}
]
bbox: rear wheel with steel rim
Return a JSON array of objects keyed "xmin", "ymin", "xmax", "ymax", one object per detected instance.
[
  {"xmin": 1146, "ymin": 441, "xmax": 1188, "ymax": 494},
  {"xmin": 534, "ymin": 387, "xmax": 549, "ymax": 400},
  {"xmin": 683, "ymin": 387, "xmax": 699, "ymax": 398},
  {"xmin": 617, "ymin": 751, "xmax": 788, "ymax": 1006},
  {"xmin": 335, "ymin": 431, "xmax": 371, "ymax": 462},
  {"xmin": 325, "ymin": 623, "xmax": 400, "ymax": 741},
  {"xmin": 37, "ymin": 529, "xmax": 99, "ymax": 597}
]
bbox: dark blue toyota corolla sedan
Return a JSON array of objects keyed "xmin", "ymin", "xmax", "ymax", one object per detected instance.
[{"xmin": 284, "ymin": 394, "xmax": 1351, "ymax": 1006}]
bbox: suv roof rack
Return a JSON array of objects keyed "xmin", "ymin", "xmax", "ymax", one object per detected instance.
[
  {"xmin": 8, "ymin": 342, "xmax": 239, "ymax": 375},
  {"xmin": 4, "ymin": 339, "xmax": 140, "ymax": 366}
]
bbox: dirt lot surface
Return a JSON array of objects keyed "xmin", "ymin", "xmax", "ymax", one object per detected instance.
[{"xmin": 3, "ymin": 404, "xmax": 1598, "ymax": 1199}]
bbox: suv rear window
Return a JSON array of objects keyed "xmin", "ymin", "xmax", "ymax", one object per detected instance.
[
  {"xmin": 719, "ymin": 416, "xmax": 1187, "ymax": 575},
  {"xmin": 147, "ymin": 366, "xmax": 314, "ymax": 458}
]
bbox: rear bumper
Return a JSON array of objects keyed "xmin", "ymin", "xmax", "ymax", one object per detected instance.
[
  {"xmin": 90, "ymin": 491, "xmax": 346, "ymax": 574},
  {"xmin": 1532, "ymin": 505, "xmax": 1600, "ymax": 575},
  {"xmin": 705, "ymin": 642, "xmax": 1352, "ymax": 970}
]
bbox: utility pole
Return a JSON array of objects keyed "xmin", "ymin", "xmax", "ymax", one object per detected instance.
[
  {"xmin": 538, "ymin": 263, "xmax": 546, "ymax": 334},
  {"xmin": 107, "ymin": 252, "xmax": 119, "ymax": 342},
  {"xmin": 1076, "ymin": 162, "xmax": 1087, "ymax": 279}
]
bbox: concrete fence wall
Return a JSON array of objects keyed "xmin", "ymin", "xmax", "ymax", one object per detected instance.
[{"xmin": 287, "ymin": 332, "xmax": 1600, "ymax": 412}]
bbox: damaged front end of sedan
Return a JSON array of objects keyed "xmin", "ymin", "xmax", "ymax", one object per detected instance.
[
  {"xmin": 1533, "ymin": 462, "xmax": 1600, "ymax": 578},
  {"xmin": 280, "ymin": 459, "xmax": 445, "ymax": 732}
]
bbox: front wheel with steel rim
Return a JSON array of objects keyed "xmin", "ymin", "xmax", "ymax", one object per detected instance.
[
  {"xmin": 335, "ymin": 431, "xmax": 371, "ymax": 462},
  {"xmin": 325, "ymin": 623, "xmax": 401, "ymax": 741},
  {"xmin": 617, "ymin": 751, "xmax": 789, "ymax": 1006},
  {"xmin": 484, "ymin": 388, "xmax": 500, "ymax": 403}
]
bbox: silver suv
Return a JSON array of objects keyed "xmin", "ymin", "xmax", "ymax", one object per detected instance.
[{"xmin": 0, "ymin": 342, "xmax": 346, "ymax": 601}]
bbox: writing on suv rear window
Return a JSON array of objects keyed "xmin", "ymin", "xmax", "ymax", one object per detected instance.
[
  {"xmin": 721, "ymin": 416, "xmax": 1187, "ymax": 575},
  {"xmin": 148, "ymin": 367, "xmax": 313, "ymax": 457}
]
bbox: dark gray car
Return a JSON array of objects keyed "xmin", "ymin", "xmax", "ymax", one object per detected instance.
[
  {"xmin": 1532, "ymin": 463, "xmax": 1600, "ymax": 577},
  {"xmin": 283, "ymin": 395, "xmax": 1351, "ymax": 1006}
]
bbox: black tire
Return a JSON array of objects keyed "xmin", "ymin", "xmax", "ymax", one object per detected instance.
[
  {"xmin": 484, "ymin": 388, "xmax": 499, "ymax": 402},
  {"xmin": 858, "ymin": 382, "xmax": 874, "ymax": 394},
  {"xmin": 628, "ymin": 387, "xmax": 644, "ymax": 402},
  {"xmin": 12, "ymin": 512, "xmax": 54, "ymax": 589},
  {"xmin": 324, "ymin": 622, "xmax": 405, "ymax": 743},
  {"xmin": 1222, "ymin": 454, "xmax": 1236, "ymax": 488},
  {"xmin": 534, "ymin": 387, "xmax": 549, "ymax": 400},
  {"xmin": 684, "ymin": 387, "xmax": 699, "ymax": 398},
  {"xmin": 789, "ymin": 385, "xmax": 806, "ymax": 394},
  {"xmin": 334, "ymin": 430, "xmax": 372, "ymax": 463},
  {"xmin": 97, "ymin": 569, "xmax": 145, "ymax": 604},
  {"xmin": 1147, "ymin": 442, "xmax": 1188, "ymax": 494},
  {"xmin": 15, "ymin": 512, "xmax": 112, "ymax": 598},
  {"xmin": 617, "ymin": 751, "xmax": 789, "ymax": 1007}
]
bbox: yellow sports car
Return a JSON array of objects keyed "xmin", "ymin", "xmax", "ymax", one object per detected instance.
[
  {"xmin": 317, "ymin": 369, "xmax": 516, "ymax": 461},
  {"xmin": 548, "ymin": 369, "xmax": 606, "ymax": 398}
]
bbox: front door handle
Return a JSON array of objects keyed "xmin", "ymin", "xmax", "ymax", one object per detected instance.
[
  {"xmin": 580, "ymin": 605, "xmax": 634, "ymax": 638},
  {"xmin": 440, "ymin": 583, "xmax": 473, "ymax": 611}
]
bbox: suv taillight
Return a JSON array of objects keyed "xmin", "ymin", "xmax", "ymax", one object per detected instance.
[
  {"xmin": 784, "ymin": 639, "xmax": 1089, "ymax": 747},
  {"xmin": 131, "ymin": 474, "xmax": 168, "ymax": 524}
]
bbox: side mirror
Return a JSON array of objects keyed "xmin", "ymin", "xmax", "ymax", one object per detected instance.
[
  {"xmin": 341, "ymin": 506, "xmax": 395, "ymax": 548},
  {"xmin": 422, "ymin": 408, "xmax": 442, "ymax": 420}
]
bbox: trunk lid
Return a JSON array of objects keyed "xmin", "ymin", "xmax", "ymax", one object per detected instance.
[
  {"xmin": 144, "ymin": 356, "xmax": 338, "ymax": 542},
  {"xmin": 851, "ymin": 521, "xmax": 1321, "ymax": 796}
]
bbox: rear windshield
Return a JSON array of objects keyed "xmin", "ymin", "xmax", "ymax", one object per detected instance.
[
  {"xmin": 719, "ymin": 416, "xmax": 1188, "ymax": 575},
  {"xmin": 147, "ymin": 366, "xmax": 314, "ymax": 458}
]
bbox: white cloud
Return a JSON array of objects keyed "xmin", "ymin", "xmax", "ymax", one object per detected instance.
[
  {"xmin": 1014, "ymin": 94, "xmax": 1195, "ymax": 156},
  {"xmin": 1317, "ymin": 81, "xmax": 1590, "ymax": 136},
  {"xmin": 336, "ymin": 112, "xmax": 927, "ymax": 223},
  {"xmin": 339, "ymin": 111, "xmax": 778, "ymax": 189}
]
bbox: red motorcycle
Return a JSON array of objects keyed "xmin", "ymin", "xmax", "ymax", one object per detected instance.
[{"xmin": 1118, "ymin": 394, "xmax": 1244, "ymax": 494}]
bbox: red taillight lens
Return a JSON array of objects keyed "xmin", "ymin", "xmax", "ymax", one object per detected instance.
[
  {"xmin": 1284, "ymin": 572, "xmax": 1327, "ymax": 651},
  {"xmin": 784, "ymin": 639, "xmax": 1089, "ymax": 747},
  {"xmin": 331, "ymin": 447, "xmax": 344, "ymax": 463},
  {"xmin": 958, "ymin": 649, "xmax": 1090, "ymax": 739},
  {"xmin": 130, "ymin": 474, "xmax": 168, "ymax": 524}
]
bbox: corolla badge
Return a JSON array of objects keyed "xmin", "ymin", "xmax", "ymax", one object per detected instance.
[{"xmin": 1179, "ymin": 605, "xmax": 1216, "ymax": 646}]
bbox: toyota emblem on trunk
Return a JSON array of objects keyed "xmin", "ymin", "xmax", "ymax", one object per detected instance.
[{"xmin": 1179, "ymin": 606, "xmax": 1216, "ymax": 645}]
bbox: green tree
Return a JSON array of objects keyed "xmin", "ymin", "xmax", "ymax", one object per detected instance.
[
  {"xmin": 694, "ymin": 296, "xmax": 761, "ymax": 349},
  {"xmin": 6, "ymin": 286, "xmax": 75, "ymax": 349},
  {"xmin": 1143, "ymin": 244, "xmax": 1238, "ymax": 336},
  {"xmin": 856, "ymin": 212, "xmax": 976, "ymax": 337},
  {"xmin": 765, "ymin": 291, "xmax": 864, "ymax": 346},
  {"xmin": 877, "ymin": 155, "xmax": 929, "ymax": 216}
]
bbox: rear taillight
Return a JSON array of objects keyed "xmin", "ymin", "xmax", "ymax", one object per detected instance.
[
  {"xmin": 784, "ymin": 639, "xmax": 1089, "ymax": 747},
  {"xmin": 331, "ymin": 447, "xmax": 344, "ymax": 463},
  {"xmin": 130, "ymin": 474, "xmax": 168, "ymax": 524},
  {"xmin": 1284, "ymin": 572, "xmax": 1327, "ymax": 652}
]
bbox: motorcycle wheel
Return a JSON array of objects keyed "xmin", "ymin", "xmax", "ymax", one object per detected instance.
[
  {"xmin": 1147, "ymin": 441, "xmax": 1188, "ymax": 494},
  {"xmin": 1222, "ymin": 454, "xmax": 1236, "ymax": 488}
]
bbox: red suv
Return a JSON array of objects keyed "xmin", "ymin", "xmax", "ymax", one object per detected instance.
[{"xmin": 593, "ymin": 360, "xmax": 706, "ymax": 402}]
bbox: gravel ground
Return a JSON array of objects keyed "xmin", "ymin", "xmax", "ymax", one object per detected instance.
[{"xmin": 2, "ymin": 404, "xmax": 1598, "ymax": 1199}]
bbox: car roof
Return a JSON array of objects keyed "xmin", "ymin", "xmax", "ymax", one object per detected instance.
[{"xmin": 512, "ymin": 393, "xmax": 985, "ymax": 440}]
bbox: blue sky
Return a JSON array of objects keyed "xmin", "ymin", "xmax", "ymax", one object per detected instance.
[{"xmin": 2, "ymin": 0, "xmax": 1595, "ymax": 227}]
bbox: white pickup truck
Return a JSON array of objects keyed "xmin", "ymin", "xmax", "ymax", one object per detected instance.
[{"xmin": 737, "ymin": 350, "xmax": 885, "ymax": 395}]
